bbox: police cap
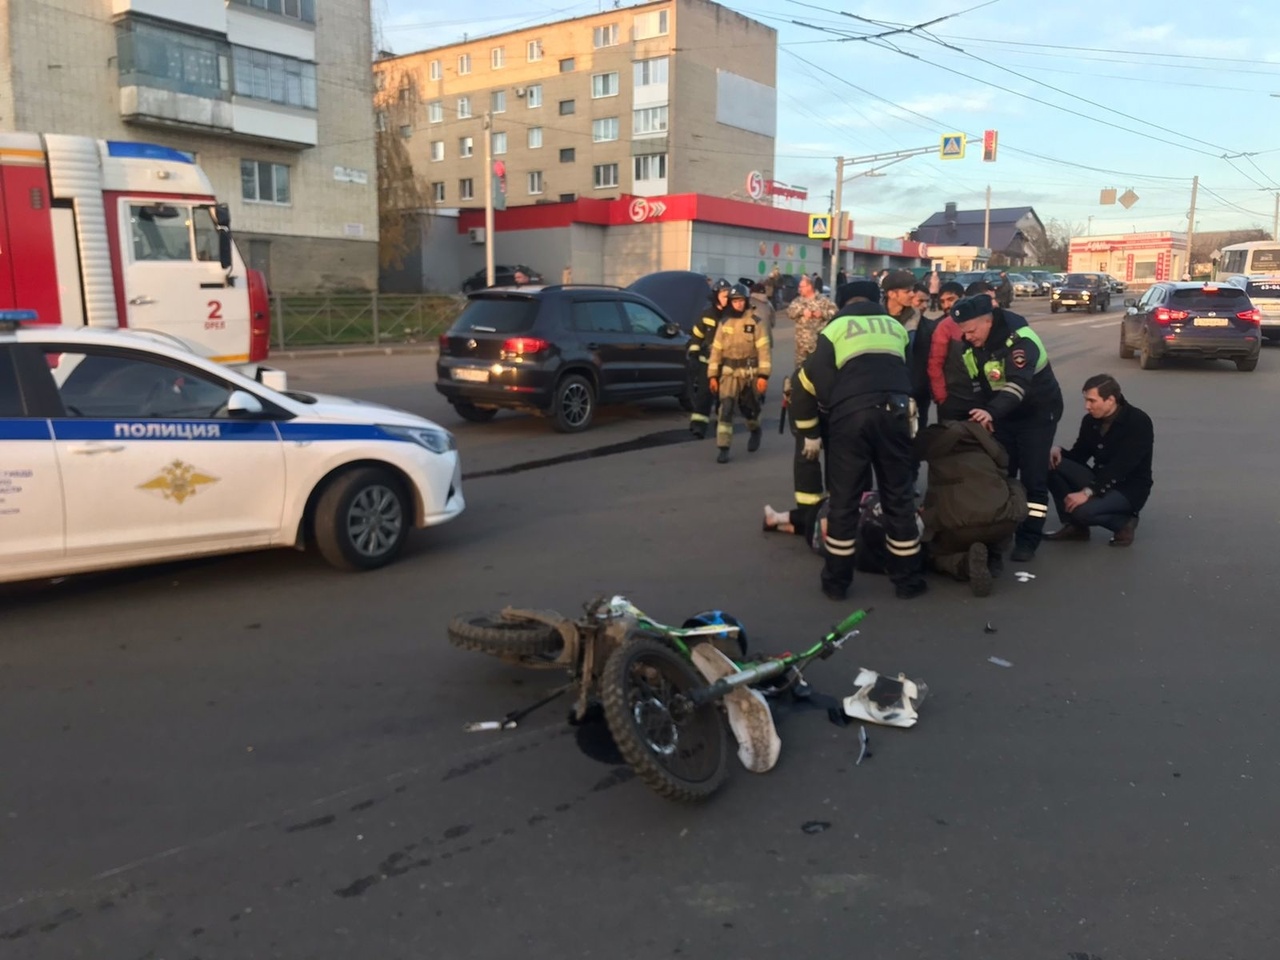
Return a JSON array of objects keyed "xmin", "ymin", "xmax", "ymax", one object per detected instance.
[
  {"xmin": 950, "ymin": 293, "xmax": 995, "ymax": 323},
  {"xmin": 836, "ymin": 280, "xmax": 881, "ymax": 307}
]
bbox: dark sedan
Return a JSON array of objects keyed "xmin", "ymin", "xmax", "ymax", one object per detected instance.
[
  {"xmin": 1120, "ymin": 281, "xmax": 1261, "ymax": 371},
  {"xmin": 436, "ymin": 285, "xmax": 691, "ymax": 432}
]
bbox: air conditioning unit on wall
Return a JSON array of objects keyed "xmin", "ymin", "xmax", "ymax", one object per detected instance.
[{"xmin": 468, "ymin": 227, "xmax": 486, "ymax": 244}]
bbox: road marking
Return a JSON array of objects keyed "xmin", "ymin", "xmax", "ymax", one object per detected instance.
[
  {"xmin": 1059, "ymin": 316, "xmax": 1110, "ymax": 327},
  {"xmin": 1090, "ymin": 322, "xmax": 1112, "ymax": 329}
]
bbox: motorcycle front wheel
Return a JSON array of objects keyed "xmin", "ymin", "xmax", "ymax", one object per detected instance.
[{"xmin": 601, "ymin": 637, "xmax": 730, "ymax": 802}]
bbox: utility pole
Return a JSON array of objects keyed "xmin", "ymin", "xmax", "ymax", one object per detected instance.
[
  {"xmin": 483, "ymin": 110, "xmax": 495, "ymax": 287},
  {"xmin": 983, "ymin": 185, "xmax": 991, "ymax": 250},
  {"xmin": 829, "ymin": 156, "xmax": 844, "ymax": 295},
  {"xmin": 1186, "ymin": 175, "xmax": 1199, "ymax": 280},
  {"xmin": 1273, "ymin": 191, "xmax": 1279, "ymax": 242}
]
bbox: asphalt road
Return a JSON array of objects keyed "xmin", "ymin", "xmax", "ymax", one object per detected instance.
[{"xmin": 3, "ymin": 296, "xmax": 1277, "ymax": 959}]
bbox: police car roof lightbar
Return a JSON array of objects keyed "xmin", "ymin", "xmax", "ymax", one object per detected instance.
[{"xmin": 0, "ymin": 309, "xmax": 39, "ymax": 331}]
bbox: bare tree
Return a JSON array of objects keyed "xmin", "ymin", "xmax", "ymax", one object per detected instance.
[{"xmin": 1041, "ymin": 217, "xmax": 1086, "ymax": 269}]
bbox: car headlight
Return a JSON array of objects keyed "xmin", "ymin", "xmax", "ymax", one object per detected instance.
[
  {"xmin": 381, "ymin": 424, "xmax": 456, "ymax": 453},
  {"xmin": 1081, "ymin": 292, "xmax": 1090, "ymax": 298}
]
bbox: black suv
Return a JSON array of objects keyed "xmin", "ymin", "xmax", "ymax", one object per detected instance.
[
  {"xmin": 1050, "ymin": 273, "xmax": 1111, "ymax": 313},
  {"xmin": 1120, "ymin": 281, "xmax": 1261, "ymax": 371},
  {"xmin": 436, "ymin": 286, "xmax": 691, "ymax": 432}
]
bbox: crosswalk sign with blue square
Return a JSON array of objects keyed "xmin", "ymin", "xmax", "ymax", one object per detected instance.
[
  {"xmin": 807, "ymin": 214, "xmax": 831, "ymax": 239},
  {"xmin": 939, "ymin": 133, "xmax": 966, "ymax": 159}
]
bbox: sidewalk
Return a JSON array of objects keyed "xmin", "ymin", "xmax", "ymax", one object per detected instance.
[{"xmin": 270, "ymin": 342, "xmax": 441, "ymax": 360}]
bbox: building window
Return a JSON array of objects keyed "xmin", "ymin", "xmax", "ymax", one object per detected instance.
[
  {"xmin": 459, "ymin": 136, "xmax": 474, "ymax": 157},
  {"xmin": 593, "ymin": 163, "xmax": 619, "ymax": 189},
  {"xmin": 559, "ymin": 99, "xmax": 575, "ymax": 116},
  {"xmin": 430, "ymin": 140, "xmax": 444, "ymax": 161},
  {"xmin": 459, "ymin": 178, "xmax": 474, "ymax": 201},
  {"xmin": 428, "ymin": 100, "xmax": 443, "ymax": 123},
  {"xmin": 527, "ymin": 84, "xmax": 542, "ymax": 108},
  {"xmin": 560, "ymin": 148, "xmax": 575, "ymax": 163},
  {"xmin": 528, "ymin": 126, "xmax": 543, "ymax": 149},
  {"xmin": 491, "ymin": 47, "xmax": 505, "ymax": 69},
  {"xmin": 240, "ymin": 159, "xmax": 290, "ymax": 204},
  {"xmin": 528, "ymin": 171, "xmax": 543, "ymax": 195},
  {"xmin": 231, "ymin": 46, "xmax": 317, "ymax": 109},
  {"xmin": 592, "ymin": 117, "xmax": 619, "ymax": 142},
  {"xmin": 633, "ymin": 105, "xmax": 668, "ymax": 136},
  {"xmin": 432, "ymin": 181, "xmax": 445, "ymax": 203},
  {"xmin": 634, "ymin": 9, "xmax": 669, "ymax": 39},
  {"xmin": 399, "ymin": 124, "xmax": 412, "ymax": 139},
  {"xmin": 559, "ymin": 57, "xmax": 575, "ymax": 73},
  {"xmin": 457, "ymin": 96, "xmax": 472, "ymax": 118},
  {"xmin": 458, "ymin": 53, "xmax": 471, "ymax": 75},
  {"xmin": 429, "ymin": 59, "xmax": 441, "ymax": 81},
  {"xmin": 117, "ymin": 20, "xmax": 230, "ymax": 100},
  {"xmin": 492, "ymin": 90, "xmax": 506, "ymax": 113},
  {"xmin": 492, "ymin": 132, "xmax": 507, "ymax": 155},
  {"xmin": 527, "ymin": 39, "xmax": 543, "ymax": 61},
  {"xmin": 634, "ymin": 153, "xmax": 667, "ymax": 181},
  {"xmin": 228, "ymin": 0, "xmax": 316, "ymax": 24},
  {"xmin": 634, "ymin": 56, "xmax": 669, "ymax": 86},
  {"xmin": 593, "ymin": 24, "xmax": 618, "ymax": 47},
  {"xmin": 591, "ymin": 72, "xmax": 619, "ymax": 99},
  {"xmin": 374, "ymin": 111, "xmax": 387, "ymax": 132}
]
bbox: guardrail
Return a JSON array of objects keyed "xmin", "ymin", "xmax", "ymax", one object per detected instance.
[{"xmin": 271, "ymin": 293, "xmax": 464, "ymax": 348}]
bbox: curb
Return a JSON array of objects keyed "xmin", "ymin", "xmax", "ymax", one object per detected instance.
[{"xmin": 272, "ymin": 343, "xmax": 440, "ymax": 360}]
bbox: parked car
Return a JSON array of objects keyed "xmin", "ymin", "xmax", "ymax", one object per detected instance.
[
  {"xmin": 1223, "ymin": 274, "xmax": 1280, "ymax": 341},
  {"xmin": 436, "ymin": 285, "xmax": 691, "ymax": 432},
  {"xmin": 1051, "ymin": 273, "xmax": 1112, "ymax": 313},
  {"xmin": 953, "ymin": 271, "xmax": 986, "ymax": 290},
  {"xmin": 1105, "ymin": 274, "xmax": 1127, "ymax": 294},
  {"xmin": 1, "ymin": 317, "xmax": 463, "ymax": 581},
  {"xmin": 460, "ymin": 265, "xmax": 544, "ymax": 293},
  {"xmin": 1026, "ymin": 271, "xmax": 1056, "ymax": 296},
  {"xmin": 627, "ymin": 270, "xmax": 712, "ymax": 334},
  {"xmin": 1120, "ymin": 281, "xmax": 1261, "ymax": 371},
  {"xmin": 1006, "ymin": 273, "xmax": 1036, "ymax": 297},
  {"xmin": 1050, "ymin": 272, "xmax": 1067, "ymax": 286}
]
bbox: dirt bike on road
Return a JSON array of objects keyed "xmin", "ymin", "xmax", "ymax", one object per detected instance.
[{"xmin": 448, "ymin": 596, "xmax": 869, "ymax": 802}]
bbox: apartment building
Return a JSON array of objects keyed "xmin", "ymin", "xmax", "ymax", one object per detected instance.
[
  {"xmin": 0, "ymin": 0, "xmax": 377, "ymax": 292},
  {"xmin": 373, "ymin": 0, "xmax": 777, "ymax": 212}
]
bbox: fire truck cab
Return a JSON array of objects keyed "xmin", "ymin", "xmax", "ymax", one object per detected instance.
[{"xmin": 0, "ymin": 132, "xmax": 271, "ymax": 373}]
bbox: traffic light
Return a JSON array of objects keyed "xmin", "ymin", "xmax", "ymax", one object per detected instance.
[
  {"xmin": 982, "ymin": 129, "xmax": 998, "ymax": 163},
  {"xmin": 492, "ymin": 159, "xmax": 507, "ymax": 211}
]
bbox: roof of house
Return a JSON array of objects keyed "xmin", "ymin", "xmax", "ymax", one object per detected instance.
[{"xmin": 913, "ymin": 206, "xmax": 1042, "ymax": 253}]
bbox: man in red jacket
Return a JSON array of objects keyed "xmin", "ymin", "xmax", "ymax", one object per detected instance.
[{"xmin": 1045, "ymin": 374, "xmax": 1154, "ymax": 546}]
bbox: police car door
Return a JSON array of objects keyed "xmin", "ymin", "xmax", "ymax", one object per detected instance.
[
  {"xmin": 37, "ymin": 344, "xmax": 286, "ymax": 561},
  {"xmin": 0, "ymin": 345, "xmax": 64, "ymax": 573}
]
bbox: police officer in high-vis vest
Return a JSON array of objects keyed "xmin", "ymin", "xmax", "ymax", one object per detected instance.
[
  {"xmin": 790, "ymin": 297, "xmax": 928, "ymax": 602},
  {"xmin": 949, "ymin": 293, "xmax": 1063, "ymax": 562}
]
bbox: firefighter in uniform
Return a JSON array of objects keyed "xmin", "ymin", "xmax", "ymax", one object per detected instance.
[
  {"xmin": 950, "ymin": 293, "xmax": 1064, "ymax": 561},
  {"xmin": 790, "ymin": 297, "xmax": 928, "ymax": 601},
  {"xmin": 687, "ymin": 279, "xmax": 731, "ymax": 438},
  {"xmin": 707, "ymin": 283, "xmax": 771, "ymax": 464}
]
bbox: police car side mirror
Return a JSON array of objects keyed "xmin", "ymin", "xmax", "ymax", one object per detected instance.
[{"xmin": 226, "ymin": 390, "xmax": 264, "ymax": 417}]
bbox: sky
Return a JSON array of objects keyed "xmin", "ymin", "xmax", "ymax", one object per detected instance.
[{"xmin": 374, "ymin": 0, "xmax": 1280, "ymax": 239}]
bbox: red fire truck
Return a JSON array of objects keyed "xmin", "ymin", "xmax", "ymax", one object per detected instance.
[{"xmin": 0, "ymin": 131, "xmax": 271, "ymax": 371}]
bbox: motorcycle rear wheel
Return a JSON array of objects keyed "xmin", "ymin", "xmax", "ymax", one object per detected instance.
[
  {"xmin": 447, "ymin": 612, "xmax": 562, "ymax": 659},
  {"xmin": 602, "ymin": 636, "xmax": 730, "ymax": 802}
]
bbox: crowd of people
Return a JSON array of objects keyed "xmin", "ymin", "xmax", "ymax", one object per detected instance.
[{"xmin": 688, "ymin": 268, "xmax": 1156, "ymax": 601}]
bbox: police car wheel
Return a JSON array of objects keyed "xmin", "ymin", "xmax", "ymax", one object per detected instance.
[
  {"xmin": 313, "ymin": 467, "xmax": 410, "ymax": 571},
  {"xmin": 551, "ymin": 374, "xmax": 596, "ymax": 433}
]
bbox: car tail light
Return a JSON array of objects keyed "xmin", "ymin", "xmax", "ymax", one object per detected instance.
[
  {"xmin": 438, "ymin": 332, "xmax": 450, "ymax": 351},
  {"xmin": 1237, "ymin": 308, "xmax": 1262, "ymax": 324},
  {"xmin": 502, "ymin": 337, "xmax": 550, "ymax": 357},
  {"xmin": 1152, "ymin": 306, "xmax": 1189, "ymax": 324}
]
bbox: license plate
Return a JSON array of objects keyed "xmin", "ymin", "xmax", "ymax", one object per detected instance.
[
  {"xmin": 1194, "ymin": 317, "xmax": 1229, "ymax": 327},
  {"xmin": 452, "ymin": 367, "xmax": 490, "ymax": 382}
]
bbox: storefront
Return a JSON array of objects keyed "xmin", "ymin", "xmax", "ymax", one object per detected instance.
[
  {"xmin": 452, "ymin": 194, "xmax": 928, "ymax": 287},
  {"xmin": 1067, "ymin": 232, "xmax": 1188, "ymax": 287}
]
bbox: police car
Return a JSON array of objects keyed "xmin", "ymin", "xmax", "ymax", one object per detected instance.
[{"xmin": 0, "ymin": 313, "xmax": 464, "ymax": 582}]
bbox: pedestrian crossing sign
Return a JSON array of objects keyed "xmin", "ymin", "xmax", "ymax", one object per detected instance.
[
  {"xmin": 807, "ymin": 214, "xmax": 832, "ymax": 239},
  {"xmin": 939, "ymin": 133, "xmax": 966, "ymax": 160}
]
